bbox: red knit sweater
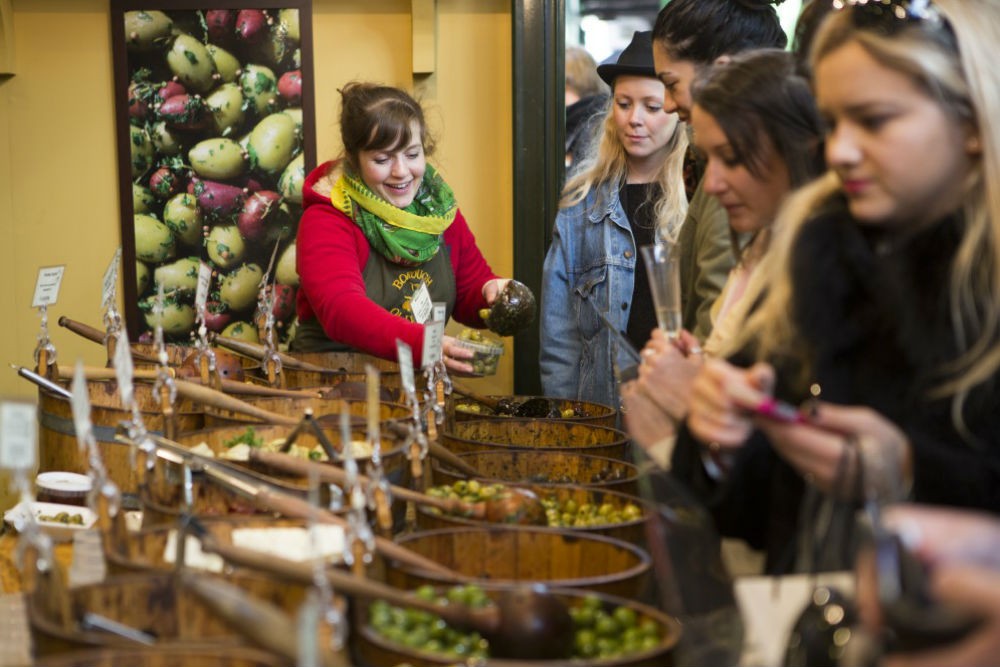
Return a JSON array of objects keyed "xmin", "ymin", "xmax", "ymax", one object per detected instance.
[{"xmin": 295, "ymin": 161, "xmax": 498, "ymax": 366}]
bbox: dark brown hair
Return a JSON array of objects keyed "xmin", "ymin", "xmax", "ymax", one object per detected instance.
[
  {"xmin": 337, "ymin": 82, "xmax": 436, "ymax": 174},
  {"xmin": 692, "ymin": 49, "xmax": 824, "ymax": 189}
]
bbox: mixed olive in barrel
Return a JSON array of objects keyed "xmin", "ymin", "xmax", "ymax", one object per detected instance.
[
  {"xmin": 369, "ymin": 584, "xmax": 661, "ymax": 660},
  {"xmin": 427, "ymin": 481, "xmax": 642, "ymax": 527}
]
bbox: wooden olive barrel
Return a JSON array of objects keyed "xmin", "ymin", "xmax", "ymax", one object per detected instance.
[
  {"xmin": 353, "ymin": 586, "xmax": 681, "ymax": 667},
  {"xmin": 431, "ymin": 450, "xmax": 640, "ymax": 496},
  {"xmin": 386, "ymin": 526, "xmax": 650, "ymax": 598},
  {"xmin": 241, "ymin": 351, "xmax": 402, "ymax": 391},
  {"xmin": 442, "ymin": 420, "xmax": 630, "ymax": 460},
  {"xmin": 30, "ymin": 572, "xmax": 256, "ymax": 655},
  {"xmin": 203, "ymin": 396, "xmax": 411, "ymax": 427},
  {"xmin": 37, "ymin": 381, "xmax": 204, "ymax": 496},
  {"xmin": 416, "ymin": 484, "xmax": 650, "ymax": 545},
  {"xmin": 34, "ymin": 645, "xmax": 293, "ymax": 667},
  {"xmin": 450, "ymin": 396, "xmax": 617, "ymax": 428},
  {"xmin": 140, "ymin": 423, "xmax": 406, "ymax": 527}
]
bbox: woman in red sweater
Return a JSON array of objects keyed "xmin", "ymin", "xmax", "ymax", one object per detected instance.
[{"xmin": 292, "ymin": 82, "xmax": 507, "ymax": 371}]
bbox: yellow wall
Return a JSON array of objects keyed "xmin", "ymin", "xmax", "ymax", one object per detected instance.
[{"xmin": 0, "ymin": 0, "xmax": 513, "ymax": 400}]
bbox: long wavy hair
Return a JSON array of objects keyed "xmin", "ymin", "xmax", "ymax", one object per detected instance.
[
  {"xmin": 560, "ymin": 83, "xmax": 688, "ymax": 240},
  {"xmin": 735, "ymin": 0, "xmax": 999, "ymax": 432}
]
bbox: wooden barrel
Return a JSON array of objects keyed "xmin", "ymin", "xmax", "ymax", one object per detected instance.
[
  {"xmin": 431, "ymin": 450, "xmax": 640, "ymax": 496},
  {"xmin": 416, "ymin": 484, "xmax": 650, "ymax": 545},
  {"xmin": 442, "ymin": 420, "xmax": 630, "ymax": 460},
  {"xmin": 386, "ymin": 526, "xmax": 650, "ymax": 598},
  {"xmin": 37, "ymin": 381, "xmax": 204, "ymax": 496},
  {"xmin": 34, "ymin": 645, "xmax": 293, "ymax": 667},
  {"xmin": 30, "ymin": 572, "xmax": 258, "ymax": 655},
  {"xmin": 451, "ymin": 396, "xmax": 617, "ymax": 428},
  {"xmin": 240, "ymin": 351, "xmax": 402, "ymax": 391},
  {"xmin": 139, "ymin": 423, "xmax": 406, "ymax": 527},
  {"xmin": 353, "ymin": 586, "xmax": 681, "ymax": 667},
  {"xmin": 203, "ymin": 396, "xmax": 411, "ymax": 427}
]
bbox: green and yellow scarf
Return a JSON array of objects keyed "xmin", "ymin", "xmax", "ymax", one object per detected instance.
[{"xmin": 330, "ymin": 166, "xmax": 457, "ymax": 266}]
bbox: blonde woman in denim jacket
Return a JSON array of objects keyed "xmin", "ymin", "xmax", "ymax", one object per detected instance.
[{"xmin": 540, "ymin": 31, "xmax": 688, "ymax": 407}]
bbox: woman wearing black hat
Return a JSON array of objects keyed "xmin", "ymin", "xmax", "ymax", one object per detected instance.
[{"xmin": 540, "ymin": 30, "xmax": 688, "ymax": 408}]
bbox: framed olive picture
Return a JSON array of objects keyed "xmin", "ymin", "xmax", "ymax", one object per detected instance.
[{"xmin": 110, "ymin": 1, "xmax": 315, "ymax": 344}]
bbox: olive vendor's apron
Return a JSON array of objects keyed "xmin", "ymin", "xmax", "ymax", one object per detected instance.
[{"xmin": 292, "ymin": 244, "xmax": 457, "ymax": 353}]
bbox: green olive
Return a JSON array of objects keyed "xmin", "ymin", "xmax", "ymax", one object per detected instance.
[
  {"xmin": 189, "ymin": 138, "xmax": 246, "ymax": 181},
  {"xmin": 240, "ymin": 64, "xmax": 278, "ymax": 116},
  {"xmin": 136, "ymin": 261, "xmax": 150, "ymax": 296},
  {"xmin": 218, "ymin": 263, "xmax": 262, "ymax": 311},
  {"xmin": 142, "ymin": 300, "xmax": 195, "ymax": 337},
  {"xmin": 154, "ymin": 257, "xmax": 199, "ymax": 293},
  {"xmin": 278, "ymin": 154, "xmax": 305, "ymax": 204},
  {"xmin": 163, "ymin": 193, "xmax": 203, "ymax": 247},
  {"xmin": 166, "ymin": 34, "xmax": 216, "ymax": 94},
  {"xmin": 206, "ymin": 83, "xmax": 245, "ymax": 137},
  {"xmin": 124, "ymin": 10, "xmax": 172, "ymax": 52},
  {"xmin": 206, "ymin": 224, "xmax": 246, "ymax": 269},
  {"xmin": 220, "ymin": 320, "xmax": 259, "ymax": 343},
  {"xmin": 130, "ymin": 125, "xmax": 154, "ymax": 179},
  {"xmin": 206, "ymin": 44, "xmax": 241, "ymax": 83},
  {"xmin": 134, "ymin": 214, "xmax": 176, "ymax": 263},
  {"xmin": 132, "ymin": 184, "xmax": 157, "ymax": 215},
  {"xmin": 248, "ymin": 113, "xmax": 299, "ymax": 175},
  {"xmin": 279, "ymin": 9, "xmax": 300, "ymax": 42},
  {"xmin": 149, "ymin": 120, "xmax": 185, "ymax": 156},
  {"xmin": 275, "ymin": 241, "xmax": 298, "ymax": 286}
]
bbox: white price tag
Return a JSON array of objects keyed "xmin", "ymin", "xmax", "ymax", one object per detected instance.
[
  {"xmin": 0, "ymin": 401, "xmax": 37, "ymax": 470},
  {"xmin": 421, "ymin": 320, "xmax": 445, "ymax": 369},
  {"xmin": 195, "ymin": 261, "xmax": 212, "ymax": 314},
  {"xmin": 101, "ymin": 248, "xmax": 122, "ymax": 309},
  {"xmin": 32, "ymin": 265, "xmax": 66, "ymax": 308},
  {"xmin": 112, "ymin": 331, "xmax": 135, "ymax": 407},
  {"xmin": 432, "ymin": 301, "xmax": 447, "ymax": 323},
  {"xmin": 410, "ymin": 282, "xmax": 433, "ymax": 324},
  {"xmin": 395, "ymin": 339, "xmax": 416, "ymax": 394},
  {"xmin": 70, "ymin": 361, "xmax": 94, "ymax": 451}
]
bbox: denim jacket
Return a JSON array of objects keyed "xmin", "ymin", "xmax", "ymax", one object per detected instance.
[{"xmin": 540, "ymin": 181, "xmax": 638, "ymax": 408}]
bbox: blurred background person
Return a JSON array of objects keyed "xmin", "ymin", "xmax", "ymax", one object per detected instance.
[{"xmin": 565, "ymin": 44, "xmax": 610, "ymax": 176}]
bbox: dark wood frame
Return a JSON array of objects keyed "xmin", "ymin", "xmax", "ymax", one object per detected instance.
[
  {"xmin": 512, "ymin": 0, "xmax": 564, "ymax": 394},
  {"xmin": 110, "ymin": 0, "xmax": 316, "ymax": 340}
]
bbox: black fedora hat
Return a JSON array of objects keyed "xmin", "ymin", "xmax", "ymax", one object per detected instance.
[{"xmin": 596, "ymin": 30, "xmax": 656, "ymax": 86}]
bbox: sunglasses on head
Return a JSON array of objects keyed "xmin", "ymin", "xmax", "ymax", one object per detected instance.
[{"xmin": 833, "ymin": 0, "xmax": 956, "ymax": 47}]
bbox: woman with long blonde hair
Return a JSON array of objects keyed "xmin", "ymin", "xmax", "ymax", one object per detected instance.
[
  {"xmin": 540, "ymin": 30, "xmax": 688, "ymax": 408},
  {"xmin": 677, "ymin": 0, "xmax": 1000, "ymax": 573}
]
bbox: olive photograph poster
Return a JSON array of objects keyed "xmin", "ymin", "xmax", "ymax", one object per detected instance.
[{"xmin": 110, "ymin": 1, "xmax": 315, "ymax": 345}]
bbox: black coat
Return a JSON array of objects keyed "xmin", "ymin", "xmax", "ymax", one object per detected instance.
[{"xmin": 671, "ymin": 197, "xmax": 1000, "ymax": 573}]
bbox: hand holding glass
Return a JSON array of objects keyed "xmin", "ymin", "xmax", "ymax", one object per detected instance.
[{"xmin": 640, "ymin": 242, "xmax": 681, "ymax": 340}]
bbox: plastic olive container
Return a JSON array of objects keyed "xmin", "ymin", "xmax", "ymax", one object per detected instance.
[{"xmin": 454, "ymin": 334, "xmax": 504, "ymax": 376}]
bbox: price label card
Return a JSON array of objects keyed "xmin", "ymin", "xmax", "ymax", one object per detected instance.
[
  {"xmin": 421, "ymin": 320, "xmax": 445, "ymax": 369},
  {"xmin": 112, "ymin": 330, "xmax": 135, "ymax": 407},
  {"xmin": 70, "ymin": 361, "xmax": 94, "ymax": 451},
  {"xmin": 395, "ymin": 339, "xmax": 416, "ymax": 394},
  {"xmin": 410, "ymin": 282, "xmax": 433, "ymax": 324},
  {"xmin": 31, "ymin": 265, "xmax": 66, "ymax": 308},
  {"xmin": 0, "ymin": 401, "xmax": 37, "ymax": 470},
  {"xmin": 432, "ymin": 301, "xmax": 447, "ymax": 323},
  {"xmin": 101, "ymin": 248, "xmax": 122, "ymax": 309},
  {"xmin": 68, "ymin": 529, "xmax": 107, "ymax": 588},
  {"xmin": 195, "ymin": 261, "xmax": 212, "ymax": 314}
]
